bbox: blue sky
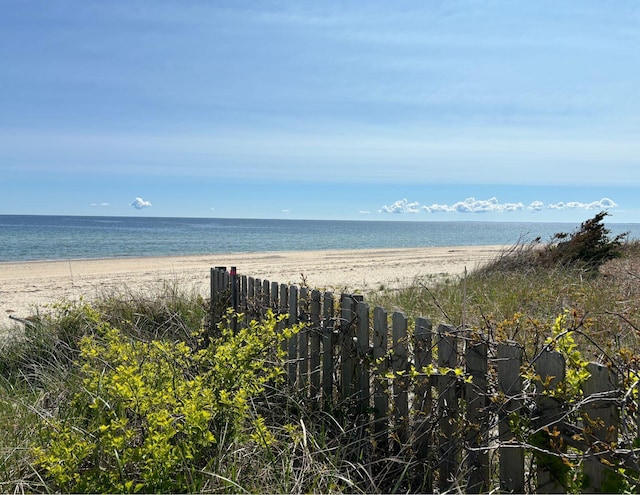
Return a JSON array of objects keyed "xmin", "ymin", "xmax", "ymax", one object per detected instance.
[{"xmin": 1, "ymin": 1, "xmax": 639, "ymax": 222}]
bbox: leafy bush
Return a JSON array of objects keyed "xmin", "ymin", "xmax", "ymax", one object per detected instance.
[{"xmin": 32, "ymin": 309, "xmax": 301, "ymax": 493}]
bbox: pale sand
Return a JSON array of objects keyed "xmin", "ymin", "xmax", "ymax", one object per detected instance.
[{"xmin": 0, "ymin": 246, "xmax": 505, "ymax": 321}]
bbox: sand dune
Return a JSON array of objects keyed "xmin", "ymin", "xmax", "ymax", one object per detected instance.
[{"xmin": 0, "ymin": 246, "xmax": 505, "ymax": 321}]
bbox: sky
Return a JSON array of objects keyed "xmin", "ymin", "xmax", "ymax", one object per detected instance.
[{"xmin": 1, "ymin": 1, "xmax": 639, "ymax": 222}]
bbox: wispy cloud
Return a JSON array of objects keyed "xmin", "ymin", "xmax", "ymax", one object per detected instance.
[
  {"xmin": 548, "ymin": 198, "xmax": 618, "ymax": 210},
  {"xmin": 91, "ymin": 202, "xmax": 110, "ymax": 207},
  {"xmin": 380, "ymin": 197, "xmax": 618, "ymax": 215},
  {"xmin": 130, "ymin": 197, "xmax": 152, "ymax": 209}
]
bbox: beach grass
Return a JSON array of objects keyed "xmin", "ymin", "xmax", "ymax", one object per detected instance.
[{"xmin": 370, "ymin": 242, "xmax": 640, "ymax": 362}]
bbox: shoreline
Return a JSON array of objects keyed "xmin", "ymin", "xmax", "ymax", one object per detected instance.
[{"xmin": 1, "ymin": 245, "xmax": 506, "ymax": 321}]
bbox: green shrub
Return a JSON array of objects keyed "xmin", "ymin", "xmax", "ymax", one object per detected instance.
[{"xmin": 32, "ymin": 309, "xmax": 301, "ymax": 493}]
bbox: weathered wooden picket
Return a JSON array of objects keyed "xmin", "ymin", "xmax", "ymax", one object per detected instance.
[{"xmin": 211, "ymin": 267, "xmax": 639, "ymax": 493}]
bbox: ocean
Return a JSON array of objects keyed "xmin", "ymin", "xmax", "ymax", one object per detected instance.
[{"xmin": 1, "ymin": 215, "xmax": 638, "ymax": 263}]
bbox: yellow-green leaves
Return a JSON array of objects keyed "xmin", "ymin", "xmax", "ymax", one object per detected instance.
[
  {"xmin": 33, "ymin": 309, "xmax": 298, "ymax": 493},
  {"xmin": 544, "ymin": 310, "xmax": 591, "ymax": 400}
]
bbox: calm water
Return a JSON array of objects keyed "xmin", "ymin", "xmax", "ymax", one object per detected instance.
[{"xmin": 1, "ymin": 215, "xmax": 638, "ymax": 263}]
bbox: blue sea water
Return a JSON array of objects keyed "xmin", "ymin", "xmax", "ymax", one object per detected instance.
[{"xmin": 1, "ymin": 215, "xmax": 639, "ymax": 263}]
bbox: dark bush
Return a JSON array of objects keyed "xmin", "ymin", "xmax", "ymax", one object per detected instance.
[
  {"xmin": 544, "ymin": 211, "xmax": 627, "ymax": 270},
  {"xmin": 479, "ymin": 211, "xmax": 627, "ymax": 275}
]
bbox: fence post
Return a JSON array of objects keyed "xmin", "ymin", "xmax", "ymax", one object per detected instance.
[
  {"xmin": 392, "ymin": 311, "xmax": 409, "ymax": 450},
  {"xmin": 210, "ymin": 267, "xmax": 227, "ymax": 334},
  {"xmin": 437, "ymin": 323, "xmax": 459, "ymax": 492},
  {"xmin": 373, "ymin": 306, "xmax": 389, "ymax": 452},
  {"xmin": 497, "ymin": 342, "xmax": 525, "ymax": 494},
  {"xmin": 465, "ymin": 337, "xmax": 489, "ymax": 493},
  {"xmin": 582, "ymin": 362, "xmax": 619, "ymax": 492}
]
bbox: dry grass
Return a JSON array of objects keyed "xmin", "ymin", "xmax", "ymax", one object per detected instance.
[{"xmin": 370, "ymin": 240, "xmax": 640, "ymax": 364}]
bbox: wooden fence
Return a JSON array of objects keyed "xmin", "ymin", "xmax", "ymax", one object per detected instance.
[{"xmin": 211, "ymin": 267, "xmax": 640, "ymax": 493}]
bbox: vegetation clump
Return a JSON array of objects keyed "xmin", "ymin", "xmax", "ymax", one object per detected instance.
[
  {"xmin": 33, "ymin": 309, "xmax": 296, "ymax": 493},
  {"xmin": 0, "ymin": 291, "xmax": 310, "ymax": 493},
  {"xmin": 544, "ymin": 211, "xmax": 627, "ymax": 270},
  {"xmin": 478, "ymin": 211, "xmax": 627, "ymax": 275}
]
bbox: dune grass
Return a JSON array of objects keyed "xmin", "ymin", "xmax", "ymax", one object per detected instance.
[{"xmin": 369, "ymin": 240, "xmax": 640, "ymax": 360}]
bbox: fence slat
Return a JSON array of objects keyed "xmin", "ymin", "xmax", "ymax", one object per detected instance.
[
  {"xmin": 465, "ymin": 338, "xmax": 489, "ymax": 493},
  {"xmin": 239, "ymin": 275, "xmax": 247, "ymax": 315},
  {"xmin": 209, "ymin": 267, "xmax": 217, "ymax": 328},
  {"xmin": 309, "ymin": 290, "xmax": 322, "ymax": 404},
  {"xmin": 254, "ymin": 278, "xmax": 262, "ymax": 318},
  {"xmin": 262, "ymin": 280, "xmax": 270, "ymax": 317},
  {"xmin": 356, "ymin": 300, "xmax": 370, "ymax": 416},
  {"xmin": 322, "ymin": 292, "xmax": 334, "ymax": 408},
  {"xmin": 288, "ymin": 285, "xmax": 299, "ymax": 386},
  {"xmin": 245, "ymin": 276, "xmax": 254, "ymax": 325},
  {"xmin": 535, "ymin": 350, "xmax": 567, "ymax": 494},
  {"xmin": 437, "ymin": 323, "xmax": 459, "ymax": 492},
  {"xmin": 392, "ymin": 311, "xmax": 409, "ymax": 449},
  {"xmin": 278, "ymin": 283, "xmax": 288, "ymax": 369},
  {"xmin": 497, "ymin": 342, "xmax": 525, "ymax": 494},
  {"xmin": 583, "ymin": 362, "xmax": 619, "ymax": 492},
  {"xmin": 413, "ymin": 317, "xmax": 433, "ymax": 491},
  {"xmin": 270, "ymin": 281, "xmax": 279, "ymax": 313},
  {"xmin": 298, "ymin": 287, "xmax": 310, "ymax": 393},
  {"xmin": 373, "ymin": 306, "xmax": 389, "ymax": 450},
  {"xmin": 340, "ymin": 294, "xmax": 363, "ymax": 401}
]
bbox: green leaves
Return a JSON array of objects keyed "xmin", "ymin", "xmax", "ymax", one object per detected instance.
[
  {"xmin": 544, "ymin": 311, "xmax": 591, "ymax": 400},
  {"xmin": 33, "ymin": 309, "xmax": 299, "ymax": 493}
]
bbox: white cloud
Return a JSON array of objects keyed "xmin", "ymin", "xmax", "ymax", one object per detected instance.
[
  {"xmin": 91, "ymin": 202, "xmax": 110, "ymax": 207},
  {"xmin": 379, "ymin": 198, "xmax": 420, "ymax": 214},
  {"xmin": 422, "ymin": 197, "xmax": 524, "ymax": 214},
  {"xmin": 130, "ymin": 197, "xmax": 152, "ymax": 209},
  {"xmin": 548, "ymin": 197, "xmax": 617, "ymax": 210},
  {"xmin": 381, "ymin": 196, "xmax": 618, "ymax": 215},
  {"xmin": 359, "ymin": 210, "xmax": 371, "ymax": 215}
]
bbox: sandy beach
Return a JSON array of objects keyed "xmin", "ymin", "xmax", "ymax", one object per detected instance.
[{"xmin": 1, "ymin": 245, "xmax": 505, "ymax": 321}]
